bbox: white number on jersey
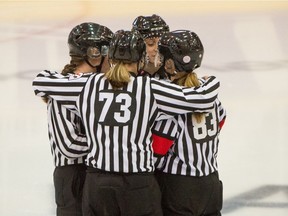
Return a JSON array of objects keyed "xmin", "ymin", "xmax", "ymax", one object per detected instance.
[
  {"xmin": 192, "ymin": 109, "xmax": 218, "ymax": 141},
  {"xmin": 96, "ymin": 90, "xmax": 136, "ymax": 126}
]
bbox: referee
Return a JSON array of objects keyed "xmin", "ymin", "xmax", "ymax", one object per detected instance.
[
  {"xmin": 33, "ymin": 30, "xmax": 220, "ymax": 216},
  {"xmin": 132, "ymin": 14, "xmax": 170, "ymax": 79},
  {"xmin": 152, "ymin": 30, "xmax": 227, "ymax": 216},
  {"xmin": 41, "ymin": 22, "xmax": 113, "ymax": 216}
]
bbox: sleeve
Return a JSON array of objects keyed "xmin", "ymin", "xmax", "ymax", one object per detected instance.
[
  {"xmin": 48, "ymin": 100, "xmax": 89, "ymax": 159},
  {"xmin": 153, "ymin": 155, "xmax": 167, "ymax": 170},
  {"xmin": 32, "ymin": 70, "xmax": 91, "ymax": 103},
  {"xmin": 216, "ymin": 98, "xmax": 226, "ymax": 130},
  {"xmin": 152, "ymin": 118, "xmax": 178, "ymax": 156},
  {"xmin": 151, "ymin": 76, "xmax": 220, "ymax": 119},
  {"xmin": 152, "ymin": 118, "xmax": 178, "ymax": 170}
]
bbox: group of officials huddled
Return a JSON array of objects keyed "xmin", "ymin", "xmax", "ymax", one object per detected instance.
[{"xmin": 33, "ymin": 14, "xmax": 226, "ymax": 216}]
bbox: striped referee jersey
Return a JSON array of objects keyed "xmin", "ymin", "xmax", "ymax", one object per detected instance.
[
  {"xmin": 33, "ymin": 70, "xmax": 220, "ymax": 173},
  {"xmin": 47, "ymin": 98, "xmax": 89, "ymax": 166},
  {"xmin": 152, "ymin": 98, "xmax": 226, "ymax": 176}
]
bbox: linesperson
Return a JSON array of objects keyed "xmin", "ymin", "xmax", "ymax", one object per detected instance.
[
  {"xmin": 152, "ymin": 30, "xmax": 226, "ymax": 216},
  {"xmin": 33, "ymin": 29, "xmax": 220, "ymax": 216},
  {"xmin": 40, "ymin": 22, "xmax": 113, "ymax": 216}
]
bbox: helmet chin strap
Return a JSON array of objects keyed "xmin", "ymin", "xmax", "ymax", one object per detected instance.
[
  {"xmin": 85, "ymin": 58, "xmax": 97, "ymax": 68},
  {"xmin": 85, "ymin": 56, "xmax": 105, "ymax": 73},
  {"xmin": 96, "ymin": 56, "xmax": 105, "ymax": 73}
]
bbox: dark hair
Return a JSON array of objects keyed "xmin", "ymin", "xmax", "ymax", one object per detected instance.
[{"xmin": 62, "ymin": 56, "xmax": 85, "ymax": 75}]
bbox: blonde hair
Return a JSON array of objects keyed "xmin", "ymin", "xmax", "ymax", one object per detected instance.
[
  {"xmin": 176, "ymin": 72, "xmax": 205, "ymax": 123},
  {"xmin": 105, "ymin": 60, "xmax": 131, "ymax": 89}
]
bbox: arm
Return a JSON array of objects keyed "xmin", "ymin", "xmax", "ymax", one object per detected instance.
[
  {"xmin": 48, "ymin": 100, "xmax": 89, "ymax": 159},
  {"xmin": 152, "ymin": 118, "xmax": 178, "ymax": 156},
  {"xmin": 32, "ymin": 70, "xmax": 91, "ymax": 103},
  {"xmin": 216, "ymin": 98, "xmax": 226, "ymax": 131},
  {"xmin": 152, "ymin": 118, "xmax": 178, "ymax": 170},
  {"xmin": 151, "ymin": 76, "xmax": 220, "ymax": 117}
]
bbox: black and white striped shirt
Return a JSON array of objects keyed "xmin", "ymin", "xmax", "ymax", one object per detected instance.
[
  {"xmin": 47, "ymin": 98, "xmax": 88, "ymax": 167},
  {"xmin": 33, "ymin": 70, "xmax": 220, "ymax": 173},
  {"xmin": 153, "ymin": 98, "xmax": 226, "ymax": 176}
]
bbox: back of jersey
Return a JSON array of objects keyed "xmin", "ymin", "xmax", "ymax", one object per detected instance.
[
  {"xmin": 155, "ymin": 99, "xmax": 226, "ymax": 177},
  {"xmin": 77, "ymin": 72, "xmax": 220, "ymax": 174},
  {"xmin": 78, "ymin": 73, "xmax": 157, "ymax": 173}
]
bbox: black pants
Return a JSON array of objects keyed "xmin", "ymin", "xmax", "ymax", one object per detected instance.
[
  {"xmin": 53, "ymin": 164, "xmax": 87, "ymax": 216},
  {"xmin": 156, "ymin": 171, "xmax": 222, "ymax": 216},
  {"xmin": 82, "ymin": 169, "xmax": 163, "ymax": 216}
]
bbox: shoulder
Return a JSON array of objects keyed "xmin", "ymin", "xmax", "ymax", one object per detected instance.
[
  {"xmin": 64, "ymin": 72, "xmax": 95, "ymax": 83},
  {"xmin": 151, "ymin": 77, "xmax": 181, "ymax": 90},
  {"xmin": 138, "ymin": 70, "xmax": 151, "ymax": 77}
]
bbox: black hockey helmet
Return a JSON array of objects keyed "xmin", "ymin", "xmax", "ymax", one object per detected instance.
[
  {"xmin": 68, "ymin": 22, "xmax": 113, "ymax": 59},
  {"xmin": 108, "ymin": 30, "xmax": 145, "ymax": 62},
  {"xmin": 132, "ymin": 14, "xmax": 170, "ymax": 39},
  {"xmin": 158, "ymin": 30, "xmax": 204, "ymax": 72}
]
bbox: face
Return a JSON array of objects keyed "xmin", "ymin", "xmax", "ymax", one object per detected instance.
[
  {"xmin": 86, "ymin": 46, "xmax": 102, "ymax": 68},
  {"xmin": 87, "ymin": 56, "xmax": 103, "ymax": 68},
  {"xmin": 144, "ymin": 37, "xmax": 160, "ymax": 64}
]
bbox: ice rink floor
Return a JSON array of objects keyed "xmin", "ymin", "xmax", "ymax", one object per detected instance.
[{"xmin": 0, "ymin": 1, "xmax": 288, "ymax": 215}]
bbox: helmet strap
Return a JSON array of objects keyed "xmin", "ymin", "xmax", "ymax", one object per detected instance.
[
  {"xmin": 85, "ymin": 58, "xmax": 98, "ymax": 68},
  {"xmin": 85, "ymin": 56, "xmax": 105, "ymax": 73},
  {"xmin": 96, "ymin": 56, "xmax": 105, "ymax": 73}
]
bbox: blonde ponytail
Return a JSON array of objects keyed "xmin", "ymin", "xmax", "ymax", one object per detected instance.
[
  {"xmin": 105, "ymin": 61, "xmax": 131, "ymax": 89},
  {"xmin": 177, "ymin": 72, "xmax": 205, "ymax": 123}
]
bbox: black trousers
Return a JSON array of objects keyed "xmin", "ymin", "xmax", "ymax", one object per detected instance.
[
  {"xmin": 155, "ymin": 171, "xmax": 223, "ymax": 216},
  {"xmin": 82, "ymin": 169, "xmax": 163, "ymax": 216},
  {"xmin": 53, "ymin": 164, "xmax": 87, "ymax": 216}
]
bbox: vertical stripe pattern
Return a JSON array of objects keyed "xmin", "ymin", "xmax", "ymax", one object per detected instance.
[
  {"xmin": 33, "ymin": 70, "xmax": 220, "ymax": 173},
  {"xmin": 153, "ymin": 98, "xmax": 226, "ymax": 176},
  {"xmin": 47, "ymin": 99, "xmax": 89, "ymax": 167}
]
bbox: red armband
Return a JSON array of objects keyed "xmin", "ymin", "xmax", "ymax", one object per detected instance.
[
  {"xmin": 219, "ymin": 118, "xmax": 225, "ymax": 129},
  {"xmin": 152, "ymin": 133, "xmax": 174, "ymax": 156}
]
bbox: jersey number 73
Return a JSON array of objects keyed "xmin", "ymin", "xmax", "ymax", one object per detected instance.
[{"xmin": 95, "ymin": 90, "xmax": 136, "ymax": 126}]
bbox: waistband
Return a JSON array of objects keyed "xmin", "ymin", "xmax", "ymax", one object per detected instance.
[
  {"xmin": 86, "ymin": 167, "xmax": 154, "ymax": 176},
  {"xmin": 155, "ymin": 170, "xmax": 219, "ymax": 179}
]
